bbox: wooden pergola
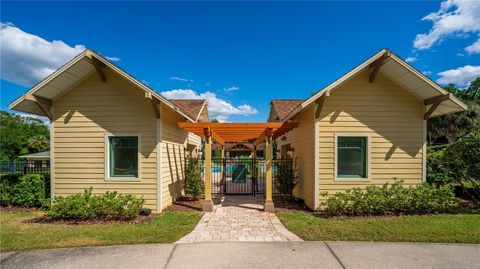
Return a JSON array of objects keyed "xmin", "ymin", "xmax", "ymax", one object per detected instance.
[{"xmin": 177, "ymin": 122, "xmax": 298, "ymax": 212}]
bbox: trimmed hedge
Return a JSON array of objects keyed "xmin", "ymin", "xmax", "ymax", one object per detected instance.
[
  {"xmin": 320, "ymin": 180, "xmax": 458, "ymax": 216},
  {"xmin": 45, "ymin": 188, "xmax": 144, "ymax": 220},
  {"xmin": 1, "ymin": 174, "xmax": 47, "ymax": 207}
]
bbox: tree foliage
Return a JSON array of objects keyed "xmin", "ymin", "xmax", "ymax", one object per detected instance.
[
  {"xmin": 427, "ymin": 77, "xmax": 480, "ymax": 144},
  {"xmin": 0, "ymin": 111, "xmax": 50, "ymax": 161}
]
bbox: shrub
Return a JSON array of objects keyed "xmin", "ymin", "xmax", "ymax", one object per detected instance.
[
  {"xmin": 320, "ymin": 180, "xmax": 458, "ymax": 216},
  {"xmin": 1, "ymin": 174, "xmax": 50, "ymax": 206},
  {"xmin": 275, "ymin": 158, "xmax": 298, "ymax": 197},
  {"xmin": 0, "ymin": 174, "xmax": 19, "ymax": 205},
  {"xmin": 427, "ymin": 131, "xmax": 480, "ymax": 184},
  {"xmin": 8, "ymin": 174, "xmax": 46, "ymax": 207},
  {"xmin": 184, "ymin": 157, "xmax": 204, "ymax": 199},
  {"xmin": 443, "ymin": 131, "xmax": 480, "ymax": 180},
  {"xmin": 46, "ymin": 188, "xmax": 144, "ymax": 220},
  {"xmin": 426, "ymin": 147, "xmax": 451, "ymax": 184}
]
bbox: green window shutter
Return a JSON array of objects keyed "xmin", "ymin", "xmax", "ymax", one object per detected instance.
[
  {"xmin": 108, "ymin": 136, "xmax": 138, "ymax": 177},
  {"xmin": 337, "ymin": 136, "xmax": 367, "ymax": 178}
]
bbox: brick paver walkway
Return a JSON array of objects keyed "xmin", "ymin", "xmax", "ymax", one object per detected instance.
[{"xmin": 176, "ymin": 196, "xmax": 302, "ymax": 243}]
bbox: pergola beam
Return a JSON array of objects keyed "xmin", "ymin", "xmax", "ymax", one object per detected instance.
[
  {"xmin": 23, "ymin": 94, "xmax": 53, "ymax": 120},
  {"xmin": 369, "ymin": 52, "xmax": 390, "ymax": 83}
]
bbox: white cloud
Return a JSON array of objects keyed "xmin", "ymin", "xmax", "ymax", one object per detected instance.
[
  {"xmin": 423, "ymin": 70, "xmax": 433, "ymax": 76},
  {"xmin": 405, "ymin": 57, "xmax": 417, "ymax": 63},
  {"xmin": 105, "ymin": 56, "xmax": 121, "ymax": 62},
  {"xmin": 170, "ymin": 76, "xmax": 193, "ymax": 82},
  {"xmin": 223, "ymin": 86, "xmax": 239, "ymax": 92},
  {"xmin": 413, "ymin": 0, "xmax": 480, "ymax": 51},
  {"xmin": 465, "ymin": 38, "xmax": 480, "ymax": 54},
  {"xmin": 161, "ymin": 89, "xmax": 258, "ymax": 122},
  {"xmin": 0, "ymin": 22, "xmax": 86, "ymax": 87},
  {"xmin": 436, "ymin": 65, "xmax": 480, "ymax": 86}
]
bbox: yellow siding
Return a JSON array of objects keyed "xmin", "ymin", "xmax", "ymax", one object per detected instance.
[
  {"xmin": 316, "ymin": 70, "xmax": 424, "ymax": 206},
  {"xmin": 160, "ymin": 105, "xmax": 189, "ymax": 209},
  {"xmin": 53, "ymin": 69, "xmax": 159, "ymax": 211},
  {"xmin": 277, "ymin": 105, "xmax": 315, "ymax": 209}
]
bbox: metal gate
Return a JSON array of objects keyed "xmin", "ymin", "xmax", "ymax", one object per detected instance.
[{"xmin": 209, "ymin": 157, "xmax": 292, "ymax": 196}]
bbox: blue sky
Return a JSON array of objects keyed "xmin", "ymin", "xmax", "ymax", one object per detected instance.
[{"xmin": 1, "ymin": 1, "xmax": 479, "ymax": 122}]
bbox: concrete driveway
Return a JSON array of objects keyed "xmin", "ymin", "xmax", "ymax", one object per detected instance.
[{"xmin": 1, "ymin": 242, "xmax": 479, "ymax": 269}]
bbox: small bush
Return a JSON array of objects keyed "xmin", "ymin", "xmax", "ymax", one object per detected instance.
[
  {"xmin": 184, "ymin": 157, "xmax": 204, "ymax": 199},
  {"xmin": 320, "ymin": 180, "xmax": 458, "ymax": 216},
  {"xmin": 275, "ymin": 158, "xmax": 298, "ymax": 197},
  {"xmin": 46, "ymin": 188, "xmax": 144, "ymax": 220}
]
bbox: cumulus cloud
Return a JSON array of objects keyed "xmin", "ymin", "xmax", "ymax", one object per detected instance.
[
  {"xmin": 405, "ymin": 57, "xmax": 417, "ymax": 63},
  {"xmin": 436, "ymin": 65, "xmax": 480, "ymax": 86},
  {"xmin": 223, "ymin": 86, "xmax": 239, "ymax": 92},
  {"xmin": 161, "ymin": 89, "xmax": 258, "ymax": 122},
  {"xmin": 0, "ymin": 22, "xmax": 86, "ymax": 87},
  {"xmin": 465, "ymin": 39, "xmax": 480, "ymax": 54},
  {"xmin": 413, "ymin": 0, "xmax": 480, "ymax": 52},
  {"xmin": 170, "ymin": 76, "xmax": 193, "ymax": 82}
]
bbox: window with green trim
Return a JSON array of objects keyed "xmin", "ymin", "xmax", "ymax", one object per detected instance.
[
  {"xmin": 109, "ymin": 136, "xmax": 138, "ymax": 178},
  {"xmin": 337, "ymin": 136, "xmax": 367, "ymax": 179}
]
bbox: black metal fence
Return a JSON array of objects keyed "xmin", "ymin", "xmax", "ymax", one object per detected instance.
[
  {"xmin": 202, "ymin": 157, "xmax": 293, "ymax": 197},
  {"xmin": 0, "ymin": 160, "xmax": 50, "ymax": 175}
]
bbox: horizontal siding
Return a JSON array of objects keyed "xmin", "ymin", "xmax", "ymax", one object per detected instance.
[
  {"xmin": 160, "ymin": 106, "xmax": 189, "ymax": 209},
  {"xmin": 317, "ymin": 71, "xmax": 424, "ymax": 205},
  {"xmin": 53, "ymin": 69, "xmax": 159, "ymax": 211},
  {"xmin": 277, "ymin": 106, "xmax": 315, "ymax": 209}
]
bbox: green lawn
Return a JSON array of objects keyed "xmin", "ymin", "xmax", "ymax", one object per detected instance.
[
  {"xmin": 277, "ymin": 211, "xmax": 480, "ymax": 243},
  {"xmin": 0, "ymin": 210, "xmax": 201, "ymax": 251}
]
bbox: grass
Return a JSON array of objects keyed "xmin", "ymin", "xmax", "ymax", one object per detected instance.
[
  {"xmin": 277, "ymin": 211, "xmax": 480, "ymax": 243},
  {"xmin": 0, "ymin": 210, "xmax": 201, "ymax": 251}
]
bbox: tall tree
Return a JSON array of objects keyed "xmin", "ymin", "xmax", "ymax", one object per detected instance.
[
  {"xmin": 0, "ymin": 111, "xmax": 50, "ymax": 160},
  {"xmin": 427, "ymin": 78, "xmax": 480, "ymax": 145}
]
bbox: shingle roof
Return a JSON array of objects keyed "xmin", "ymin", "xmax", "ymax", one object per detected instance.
[
  {"xmin": 169, "ymin": 99, "xmax": 207, "ymax": 122},
  {"xmin": 270, "ymin": 99, "xmax": 304, "ymax": 121}
]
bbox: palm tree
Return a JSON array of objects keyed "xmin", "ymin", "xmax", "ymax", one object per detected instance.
[{"xmin": 28, "ymin": 135, "xmax": 49, "ymax": 153}]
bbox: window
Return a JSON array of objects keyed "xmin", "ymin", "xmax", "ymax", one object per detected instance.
[
  {"xmin": 108, "ymin": 136, "xmax": 139, "ymax": 178},
  {"xmin": 336, "ymin": 136, "xmax": 368, "ymax": 179}
]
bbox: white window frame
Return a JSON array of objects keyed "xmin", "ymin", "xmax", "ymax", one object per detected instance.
[
  {"xmin": 105, "ymin": 133, "xmax": 142, "ymax": 182},
  {"xmin": 334, "ymin": 133, "xmax": 371, "ymax": 181}
]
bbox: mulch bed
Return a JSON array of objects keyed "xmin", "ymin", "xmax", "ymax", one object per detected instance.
[
  {"xmin": 273, "ymin": 197, "xmax": 311, "ymax": 212},
  {"xmin": 27, "ymin": 214, "xmax": 157, "ymax": 225},
  {"xmin": 164, "ymin": 197, "xmax": 203, "ymax": 212}
]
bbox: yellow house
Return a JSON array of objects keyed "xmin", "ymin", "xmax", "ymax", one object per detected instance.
[
  {"xmin": 269, "ymin": 49, "xmax": 467, "ymax": 209},
  {"xmin": 9, "ymin": 49, "xmax": 208, "ymax": 213},
  {"xmin": 10, "ymin": 48, "xmax": 467, "ymax": 212}
]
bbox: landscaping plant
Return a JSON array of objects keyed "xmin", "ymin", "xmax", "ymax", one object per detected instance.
[
  {"xmin": 184, "ymin": 157, "xmax": 204, "ymax": 199},
  {"xmin": 45, "ymin": 188, "xmax": 144, "ymax": 220},
  {"xmin": 274, "ymin": 157, "xmax": 298, "ymax": 198},
  {"xmin": 1, "ymin": 174, "xmax": 46, "ymax": 207},
  {"xmin": 320, "ymin": 180, "xmax": 458, "ymax": 216}
]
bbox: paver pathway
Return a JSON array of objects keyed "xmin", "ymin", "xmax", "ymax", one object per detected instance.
[{"xmin": 176, "ymin": 195, "xmax": 302, "ymax": 243}]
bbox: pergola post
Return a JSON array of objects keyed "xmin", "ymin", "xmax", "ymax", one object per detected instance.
[
  {"xmin": 203, "ymin": 132, "xmax": 214, "ymax": 212},
  {"xmin": 264, "ymin": 133, "xmax": 274, "ymax": 212}
]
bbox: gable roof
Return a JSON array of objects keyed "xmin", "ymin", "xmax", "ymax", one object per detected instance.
[
  {"xmin": 8, "ymin": 49, "xmax": 196, "ymax": 122},
  {"xmin": 270, "ymin": 100, "xmax": 304, "ymax": 121},
  {"xmin": 169, "ymin": 99, "xmax": 208, "ymax": 122},
  {"xmin": 283, "ymin": 48, "xmax": 468, "ymax": 121}
]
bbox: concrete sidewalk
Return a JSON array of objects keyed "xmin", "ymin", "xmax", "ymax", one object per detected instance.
[{"xmin": 1, "ymin": 242, "xmax": 479, "ymax": 269}]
